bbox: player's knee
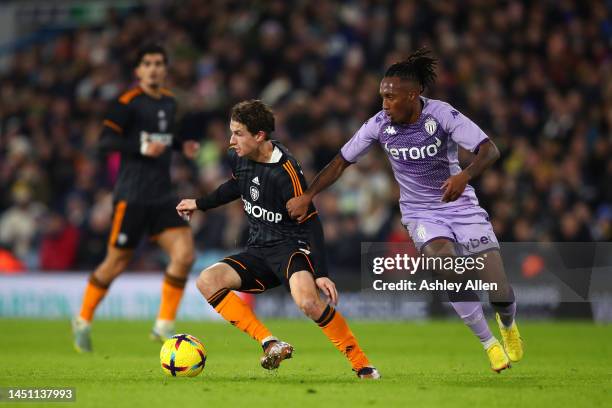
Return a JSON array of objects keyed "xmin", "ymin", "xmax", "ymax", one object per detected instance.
[
  {"xmin": 295, "ymin": 295, "xmax": 324, "ymax": 319},
  {"xmin": 421, "ymin": 242, "xmax": 458, "ymax": 279},
  {"xmin": 196, "ymin": 267, "xmax": 226, "ymax": 297},
  {"xmin": 171, "ymin": 246, "xmax": 195, "ymax": 270},
  {"xmin": 195, "ymin": 271, "xmax": 212, "ymax": 297}
]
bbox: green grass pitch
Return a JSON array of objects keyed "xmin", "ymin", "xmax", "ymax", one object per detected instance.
[{"xmin": 0, "ymin": 319, "xmax": 610, "ymax": 407}]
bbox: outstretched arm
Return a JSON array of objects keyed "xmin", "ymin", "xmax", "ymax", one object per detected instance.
[
  {"xmin": 176, "ymin": 177, "xmax": 241, "ymax": 220},
  {"xmin": 286, "ymin": 153, "xmax": 352, "ymax": 221},
  {"xmin": 441, "ymin": 139, "xmax": 500, "ymax": 202}
]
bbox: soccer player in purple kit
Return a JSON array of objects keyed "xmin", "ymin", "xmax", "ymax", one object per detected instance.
[{"xmin": 287, "ymin": 48, "xmax": 524, "ymax": 373}]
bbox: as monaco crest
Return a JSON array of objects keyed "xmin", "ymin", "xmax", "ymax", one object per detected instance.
[{"xmin": 424, "ymin": 117, "xmax": 438, "ymax": 136}]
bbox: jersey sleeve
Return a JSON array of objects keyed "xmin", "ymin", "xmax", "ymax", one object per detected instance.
[
  {"xmin": 103, "ymin": 100, "xmax": 129, "ymax": 134},
  {"xmin": 280, "ymin": 159, "xmax": 307, "ymax": 199},
  {"xmin": 280, "ymin": 159, "xmax": 318, "ymax": 225},
  {"xmin": 199, "ymin": 149, "xmax": 241, "ymax": 209},
  {"xmin": 339, "ymin": 113, "xmax": 382, "ymax": 163},
  {"xmin": 195, "ymin": 178, "xmax": 241, "ymax": 211},
  {"xmin": 98, "ymin": 100, "xmax": 140, "ymax": 154},
  {"xmin": 436, "ymin": 102, "xmax": 489, "ymax": 153}
]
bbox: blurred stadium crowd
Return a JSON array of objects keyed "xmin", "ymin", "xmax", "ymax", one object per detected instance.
[{"xmin": 0, "ymin": 0, "xmax": 610, "ymax": 273}]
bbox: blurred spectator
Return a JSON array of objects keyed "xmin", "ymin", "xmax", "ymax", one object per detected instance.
[
  {"xmin": 39, "ymin": 212, "xmax": 80, "ymax": 271},
  {"xmin": 0, "ymin": 182, "xmax": 46, "ymax": 261},
  {"xmin": 0, "ymin": 0, "xmax": 610, "ymax": 272}
]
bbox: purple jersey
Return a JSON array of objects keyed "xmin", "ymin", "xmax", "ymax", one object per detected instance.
[{"xmin": 340, "ymin": 97, "xmax": 489, "ymax": 224}]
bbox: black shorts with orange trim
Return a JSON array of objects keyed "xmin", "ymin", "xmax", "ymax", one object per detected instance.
[
  {"xmin": 220, "ymin": 242, "xmax": 316, "ymax": 293},
  {"xmin": 108, "ymin": 200, "xmax": 188, "ymax": 249}
]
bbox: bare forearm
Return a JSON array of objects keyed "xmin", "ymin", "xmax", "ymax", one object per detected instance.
[
  {"xmin": 305, "ymin": 153, "xmax": 351, "ymax": 198},
  {"xmin": 464, "ymin": 140, "xmax": 500, "ymax": 180}
]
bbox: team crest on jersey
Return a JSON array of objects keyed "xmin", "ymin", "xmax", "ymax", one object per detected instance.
[
  {"xmin": 416, "ymin": 224, "xmax": 427, "ymax": 241},
  {"xmin": 250, "ymin": 185, "xmax": 259, "ymax": 201},
  {"xmin": 424, "ymin": 117, "xmax": 437, "ymax": 136},
  {"xmin": 158, "ymin": 110, "xmax": 167, "ymax": 132},
  {"xmin": 384, "ymin": 125, "xmax": 397, "ymax": 135}
]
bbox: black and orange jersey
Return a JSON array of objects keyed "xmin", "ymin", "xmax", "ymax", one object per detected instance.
[
  {"xmin": 99, "ymin": 86, "xmax": 180, "ymax": 204},
  {"xmin": 196, "ymin": 141, "xmax": 318, "ymax": 248}
]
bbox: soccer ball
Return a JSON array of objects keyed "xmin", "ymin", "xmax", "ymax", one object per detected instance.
[{"xmin": 160, "ymin": 334, "xmax": 207, "ymax": 377}]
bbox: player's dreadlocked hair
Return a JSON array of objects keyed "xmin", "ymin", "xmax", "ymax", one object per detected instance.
[{"xmin": 384, "ymin": 47, "xmax": 438, "ymax": 92}]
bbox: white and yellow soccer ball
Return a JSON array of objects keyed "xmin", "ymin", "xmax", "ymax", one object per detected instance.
[{"xmin": 160, "ymin": 334, "xmax": 207, "ymax": 377}]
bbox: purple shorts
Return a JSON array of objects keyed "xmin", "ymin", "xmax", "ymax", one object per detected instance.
[{"xmin": 404, "ymin": 205, "xmax": 499, "ymax": 256}]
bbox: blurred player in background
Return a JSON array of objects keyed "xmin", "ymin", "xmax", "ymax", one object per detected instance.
[
  {"xmin": 72, "ymin": 44, "xmax": 200, "ymax": 352},
  {"xmin": 176, "ymin": 100, "xmax": 379, "ymax": 379},
  {"xmin": 288, "ymin": 48, "xmax": 523, "ymax": 373}
]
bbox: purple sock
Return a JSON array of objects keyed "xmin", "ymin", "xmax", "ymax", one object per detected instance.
[
  {"xmin": 492, "ymin": 302, "xmax": 516, "ymax": 327},
  {"xmin": 450, "ymin": 301, "xmax": 493, "ymax": 344}
]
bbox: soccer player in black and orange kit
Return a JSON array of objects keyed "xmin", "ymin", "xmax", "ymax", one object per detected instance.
[
  {"xmin": 176, "ymin": 100, "xmax": 379, "ymax": 379},
  {"xmin": 72, "ymin": 45, "xmax": 200, "ymax": 352}
]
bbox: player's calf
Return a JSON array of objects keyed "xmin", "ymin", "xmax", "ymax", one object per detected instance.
[
  {"xmin": 289, "ymin": 271, "xmax": 379, "ymax": 378},
  {"xmin": 198, "ymin": 263, "xmax": 279, "ymax": 365},
  {"xmin": 151, "ymin": 273, "xmax": 188, "ymax": 342}
]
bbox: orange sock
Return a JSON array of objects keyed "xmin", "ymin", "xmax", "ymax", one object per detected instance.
[
  {"xmin": 315, "ymin": 305, "xmax": 370, "ymax": 371},
  {"xmin": 158, "ymin": 273, "xmax": 187, "ymax": 321},
  {"xmin": 207, "ymin": 289, "xmax": 272, "ymax": 343},
  {"xmin": 79, "ymin": 275, "xmax": 109, "ymax": 322}
]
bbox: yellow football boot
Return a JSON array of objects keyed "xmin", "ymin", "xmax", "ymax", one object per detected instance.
[
  {"xmin": 485, "ymin": 340, "xmax": 511, "ymax": 373},
  {"xmin": 496, "ymin": 313, "xmax": 524, "ymax": 362}
]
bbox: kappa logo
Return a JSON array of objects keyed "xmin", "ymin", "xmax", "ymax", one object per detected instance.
[
  {"xmin": 252, "ymin": 176, "xmax": 260, "ymax": 185},
  {"xmin": 250, "ymin": 185, "xmax": 259, "ymax": 201},
  {"xmin": 384, "ymin": 125, "xmax": 397, "ymax": 135},
  {"xmin": 424, "ymin": 117, "xmax": 438, "ymax": 136}
]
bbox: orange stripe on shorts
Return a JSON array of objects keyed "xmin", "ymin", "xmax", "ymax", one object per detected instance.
[{"xmin": 108, "ymin": 201, "xmax": 127, "ymax": 245}]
